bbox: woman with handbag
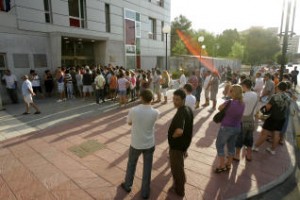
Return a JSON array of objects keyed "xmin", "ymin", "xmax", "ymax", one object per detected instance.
[{"xmin": 215, "ymin": 85, "xmax": 245, "ymax": 173}]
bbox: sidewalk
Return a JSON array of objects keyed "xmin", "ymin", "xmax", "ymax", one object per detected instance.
[{"xmin": 0, "ymin": 88, "xmax": 298, "ymax": 200}]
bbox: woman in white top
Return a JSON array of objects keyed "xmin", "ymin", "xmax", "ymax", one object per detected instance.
[{"xmin": 253, "ymin": 72, "xmax": 264, "ymax": 96}]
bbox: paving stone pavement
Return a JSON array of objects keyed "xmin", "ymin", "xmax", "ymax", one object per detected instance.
[{"xmin": 0, "ymin": 88, "xmax": 298, "ymax": 200}]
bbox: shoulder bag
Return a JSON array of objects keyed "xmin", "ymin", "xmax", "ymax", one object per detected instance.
[{"xmin": 213, "ymin": 100, "xmax": 231, "ymax": 123}]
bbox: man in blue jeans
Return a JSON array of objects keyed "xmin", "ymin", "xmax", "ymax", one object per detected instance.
[{"xmin": 121, "ymin": 89, "xmax": 159, "ymax": 199}]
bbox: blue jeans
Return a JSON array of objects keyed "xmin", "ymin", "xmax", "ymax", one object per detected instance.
[
  {"xmin": 123, "ymin": 146, "xmax": 155, "ymax": 197},
  {"xmin": 194, "ymin": 86, "xmax": 202, "ymax": 101},
  {"xmin": 216, "ymin": 126, "xmax": 240, "ymax": 156}
]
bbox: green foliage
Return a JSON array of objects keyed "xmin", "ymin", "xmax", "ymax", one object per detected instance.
[
  {"xmin": 229, "ymin": 42, "xmax": 245, "ymax": 60},
  {"xmin": 243, "ymin": 27, "xmax": 281, "ymax": 65},
  {"xmin": 172, "ymin": 40, "xmax": 188, "ymax": 56},
  {"xmin": 217, "ymin": 29, "xmax": 240, "ymax": 57},
  {"xmin": 171, "ymin": 15, "xmax": 193, "ymax": 56},
  {"xmin": 171, "ymin": 70, "xmax": 181, "ymax": 79}
]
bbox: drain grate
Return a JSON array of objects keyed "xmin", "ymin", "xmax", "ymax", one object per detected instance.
[{"xmin": 68, "ymin": 140, "xmax": 106, "ymax": 158}]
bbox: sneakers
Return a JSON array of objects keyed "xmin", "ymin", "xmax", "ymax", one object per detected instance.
[
  {"xmin": 57, "ymin": 99, "xmax": 63, "ymax": 102},
  {"xmin": 266, "ymin": 147, "xmax": 276, "ymax": 155},
  {"xmin": 252, "ymin": 146, "xmax": 259, "ymax": 152}
]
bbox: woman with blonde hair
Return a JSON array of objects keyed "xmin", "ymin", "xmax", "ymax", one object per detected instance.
[
  {"xmin": 160, "ymin": 70, "xmax": 170, "ymax": 104},
  {"xmin": 214, "ymin": 84, "xmax": 245, "ymax": 173}
]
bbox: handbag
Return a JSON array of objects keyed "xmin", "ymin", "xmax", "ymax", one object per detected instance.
[
  {"xmin": 242, "ymin": 99, "xmax": 258, "ymax": 131},
  {"xmin": 213, "ymin": 100, "xmax": 231, "ymax": 123},
  {"xmin": 258, "ymin": 105, "xmax": 271, "ymax": 121}
]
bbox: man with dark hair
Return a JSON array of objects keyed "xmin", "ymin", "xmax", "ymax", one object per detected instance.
[
  {"xmin": 168, "ymin": 89, "xmax": 194, "ymax": 197},
  {"xmin": 121, "ymin": 89, "xmax": 159, "ymax": 199},
  {"xmin": 291, "ymin": 66, "xmax": 299, "ymax": 90},
  {"xmin": 234, "ymin": 79, "xmax": 258, "ymax": 161},
  {"xmin": 253, "ymin": 81, "xmax": 289, "ymax": 155}
]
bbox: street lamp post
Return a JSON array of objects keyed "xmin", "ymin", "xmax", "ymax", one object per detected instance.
[
  {"xmin": 198, "ymin": 36, "xmax": 205, "ymax": 70},
  {"xmin": 162, "ymin": 25, "xmax": 171, "ymax": 71}
]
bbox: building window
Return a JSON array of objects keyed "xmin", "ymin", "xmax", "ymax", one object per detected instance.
[
  {"xmin": 105, "ymin": 4, "xmax": 110, "ymax": 32},
  {"xmin": 68, "ymin": 0, "xmax": 86, "ymax": 28},
  {"xmin": 148, "ymin": 18, "xmax": 156, "ymax": 40},
  {"xmin": 44, "ymin": 0, "xmax": 52, "ymax": 23},
  {"xmin": 13, "ymin": 54, "xmax": 29, "ymax": 68},
  {"xmin": 0, "ymin": 0, "xmax": 10, "ymax": 12},
  {"xmin": 157, "ymin": 0, "xmax": 164, "ymax": 7},
  {"xmin": 34, "ymin": 54, "xmax": 47, "ymax": 68}
]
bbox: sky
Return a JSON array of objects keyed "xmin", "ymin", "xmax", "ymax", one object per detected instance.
[{"xmin": 171, "ymin": 0, "xmax": 300, "ymax": 35}]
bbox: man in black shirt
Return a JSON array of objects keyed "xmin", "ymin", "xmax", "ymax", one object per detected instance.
[{"xmin": 168, "ymin": 89, "xmax": 194, "ymax": 197}]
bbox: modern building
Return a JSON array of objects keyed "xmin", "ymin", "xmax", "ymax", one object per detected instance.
[{"xmin": 0, "ymin": 0, "xmax": 170, "ymax": 103}]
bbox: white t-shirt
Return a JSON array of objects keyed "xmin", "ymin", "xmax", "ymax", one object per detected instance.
[
  {"xmin": 179, "ymin": 74, "xmax": 186, "ymax": 88},
  {"xmin": 118, "ymin": 77, "xmax": 129, "ymax": 91},
  {"xmin": 22, "ymin": 79, "xmax": 32, "ymax": 96},
  {"xmin": 253, "ymin": 77, "xmax": 264, "ymax": 94},
  {"xmin": 32, "ymin": 75, "xmax": 41, "ymax": 87},
  {"xmin": 185, "ymin": 94, "xmax": 196, "ymax": 111},
  {"xmin": 2, "ymin": 74, "xmax": 17, "ymax": 89},
  {"xmin": 127, "ymin": 104, "xmax": 160, "ymax": 149},
  {"xmin": 243, "ymin": 91, "xmax": 258, "ymax": 116}
]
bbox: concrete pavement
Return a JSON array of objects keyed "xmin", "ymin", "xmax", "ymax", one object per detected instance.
[{"xmin": 0, "ymin": 87, "xmax": 298, "ymax": 200}]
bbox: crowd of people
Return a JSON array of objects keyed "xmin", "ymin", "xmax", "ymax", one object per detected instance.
[{"xmin": 1, "ymin": 64, "xmax": 299, "ymax": 198}]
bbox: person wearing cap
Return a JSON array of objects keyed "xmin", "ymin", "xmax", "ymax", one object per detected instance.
[{"xmin": 21, "ymin": 75, "xmax": 41, "ymax": 115}]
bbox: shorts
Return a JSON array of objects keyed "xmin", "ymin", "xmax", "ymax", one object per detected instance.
[
  {"xmin": 57, "ymin": 82, "xmax": 65, "ymax": 93},
  {"xmin": 83, "ymin": 85, "xmax": 93, "ymax": 93},
  {"xmin": 23, "ymin": 95, "xmax": 33, "ymax": 104},
  {"xmin": 153, "ymin": 84, "xmax": 161, "ymax": 94},
  {"xmin": 118, "ymin": 90, "xmax": 127, "ymax": 96},
  {"xmin": 262, "ymin": 117, "xmax": 286, "ymax": 132}
]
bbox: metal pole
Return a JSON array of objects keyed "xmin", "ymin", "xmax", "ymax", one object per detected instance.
[
  {"xmin": 280, "ymin": 0, "xmax": 292, "ymax": 81},
  {"xmin": 199, "ymin": 47, "xmax": 202, "ymax": 71},
  {"xmin": 165, "ymin": 33, "xmax": 168, "ymax": 71}
]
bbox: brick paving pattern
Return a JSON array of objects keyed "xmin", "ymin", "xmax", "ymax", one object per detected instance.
[{"xmin": 0, "ymin": 90, "xmax": 297, "ymax": 200}]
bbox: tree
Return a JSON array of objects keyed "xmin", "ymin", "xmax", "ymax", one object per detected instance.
[
  {"xmin": 243, "ymin": 27, "xmax": 281, "ymax": 65},
  {"xmin": 171, "ymin": 15, "xmax": 192, "ymax": 56},
  {"xmin": 217, "ymin": 29, "xmax": 240, "ymax": 57},
  {"xmin": 229, "ymin": 42, "xmax": 245, "ymax": 60},
  {"xmin": 172, "ymin": 40, "xmax": 188, "ymax": 55}
]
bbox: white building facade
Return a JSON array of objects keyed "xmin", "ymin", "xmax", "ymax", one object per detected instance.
[{"xmin": 0, "ymin": 0, "xmax": 170, "ymax": 103}]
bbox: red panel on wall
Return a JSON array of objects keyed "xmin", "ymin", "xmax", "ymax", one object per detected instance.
[{"xmin": 69, "ymin": 18, "xmax": 80, "ymax": 27}]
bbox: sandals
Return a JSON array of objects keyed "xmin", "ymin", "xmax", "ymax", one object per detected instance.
[{"xmin": 214, "ymin": 166, "xmax": 230, "ymax": 173}]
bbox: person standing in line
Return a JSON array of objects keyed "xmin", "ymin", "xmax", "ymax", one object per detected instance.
[
  {"xmin": 208, "ymin": 72, "xmax": 220, "ymax": 112},
  {"xmin": 1, "ymin": 69, "xmax": 19, "ymax": 104},
  {"xmin": 152, "ymin": 69, "xmax": 162, "ymax": 103},
  {"xmin": 121, "ymin": 89, "xmax": 160, "ymax": 199},
  {"xmin": 75, "ymin": 67, "xmax": 83, "ymax": 98},
  {"xmin": 194, "ymin": 69, "xmax": 203, "ymax": 109},
  {"xmin": 291, "ymin": 66, "xmax": 299, "ymax": 90},
  {"xmin": 56, "ymin": 67, "xmax": 66, "ymax": 102},
  {"xmin": 64, "ymin": 69, "xmax": 74, "ymax": 99},
  {"xmin": 253, "ymin": 72, "xmax": 264, "ymax": 97},
  {"xmin": 178, "ymin": 69, "xmax": 187, "ymax": 88},
  {"xmin": 21, "ymin": 75, "xmax": 41, "ymax": 115},
  {"xmin": 161, "ymin": 70, "xmax": 170, "ymax": 104},
  {"xmin": 44, "ymin": 70, "xmax": 54, "ymax": 97},
  {"xmin": 215, "ymin": 85, "xmax": 245, "ymax": 173},
  {"xmin": 234, "ymin": 79, "xmax": 258, "ymax": 161},
  {"xmin": 183, "ymin": 83, "xmax": 196, "ymax": 111},
  {"xmin": 168, "ymin": 89, "xmax": 194, "ymax": 197},
  {"xmin": 29, "ymin": 70, "xmax": 44, "ymax": 99},
  {"xmin": 82, "ymin": 66, "xmax": 94, "ymax": 99},
  {"xmin": 94, "ymin": 69, "xmax": 105, "ymax": 104},
  {"xmin": 252, "ymin": 82, "xmax": 289, "ymax": 155},
  {"xmin": 202, "ymin": 71, "xmax": 211, "ymax": 107},
  {"xmin": 260, "ymin": 73, "xmax": 275, "ymax": 103},
  {"xmin": 117, "ymin": 71, "xmax": 130, "ymax": 107}
]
